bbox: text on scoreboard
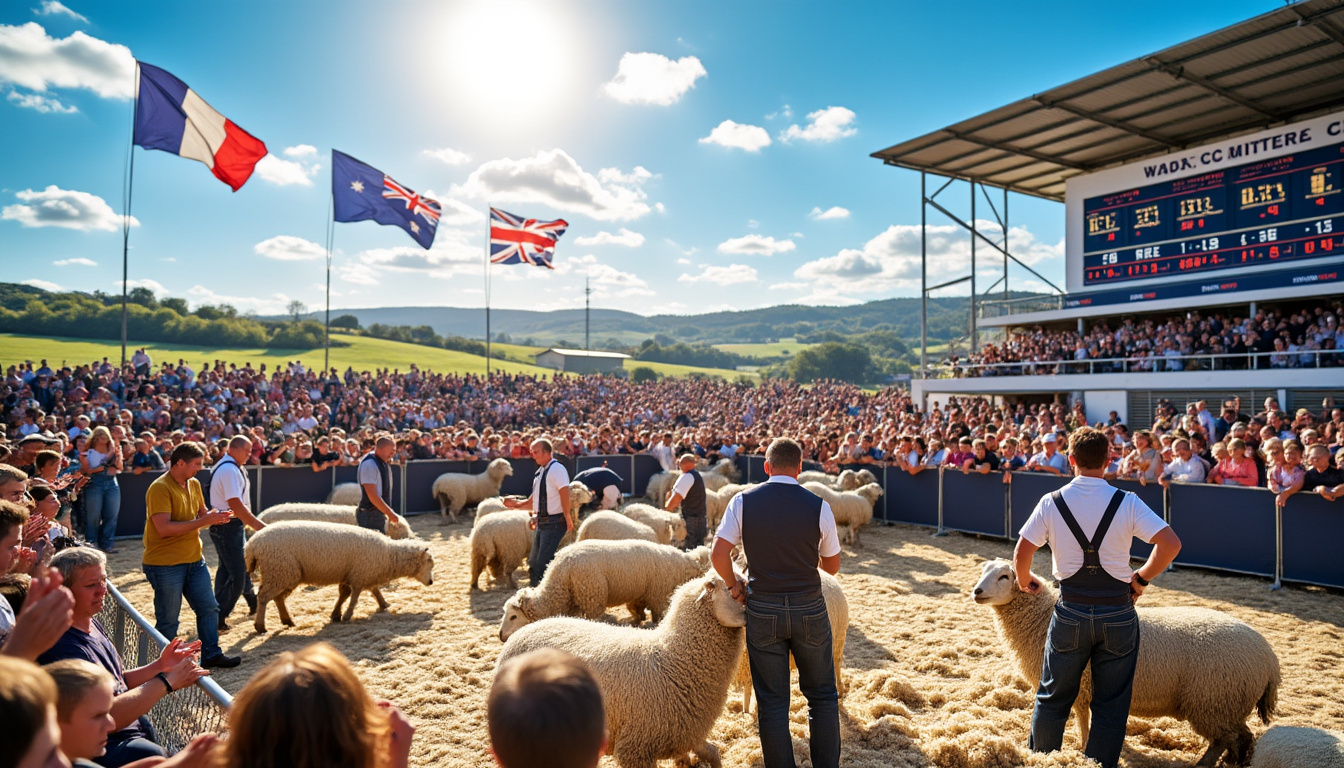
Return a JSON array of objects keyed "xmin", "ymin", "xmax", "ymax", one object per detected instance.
[{"xmin": 1082, "ymin": 139, "xmax": 1343, "ymax": 286}]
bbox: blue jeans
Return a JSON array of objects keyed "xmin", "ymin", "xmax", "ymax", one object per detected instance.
[
  {"xmin": 208, "ymin": 519, "xmax": 253, "ymax": 617},
  {"xmin": 1030, "ymin": 601, "xmax": 1140, "ymax": 768},
  {"xmin": 355, "ymin": 507, "xmax": 387, "ymax": 534},
  {"xmin": 528, "ymin": 517, "xmax": 568, "ymax": 586},
  {"xmin": 83, "ymin": 474, "xmax": 121, "ymax": 551},
  {"xmin": 142, "ymin": 560, "xmax": 222, "ymax": 660},
  {"xmin": 745, "ymin": 589, "xmax": 840, "ymax": 768}
]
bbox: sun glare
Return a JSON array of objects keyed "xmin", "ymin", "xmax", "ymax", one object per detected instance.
[{"xmin": 439, "ymin": 1, "xmax": 577, "ymax": 129}]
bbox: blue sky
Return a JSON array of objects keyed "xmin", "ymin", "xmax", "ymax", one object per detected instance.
[{"xmin": 2, "ymin": 0, "xmax": 1277, "ymax": 318}]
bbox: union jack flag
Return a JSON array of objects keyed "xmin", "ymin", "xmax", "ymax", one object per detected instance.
[
  {"xmin": 490, "ymin": 208, "xmax": 569, "ymax": 269},
  {"xmin": 383, "ymin": 178, "xmax": 441, "ymax": 225}
]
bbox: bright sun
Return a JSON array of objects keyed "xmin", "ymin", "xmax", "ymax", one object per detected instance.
[{"xmin": 440, "ymin": 1, "xmax": 577, "ymax": 125}]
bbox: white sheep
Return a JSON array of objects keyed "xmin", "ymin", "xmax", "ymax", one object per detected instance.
[
  {"xmin": 498, "ymin": 540, "xmax": 713, "ymax": 640},
  {"xmin": 644, "ymin": 458, "xmax": 738, "ymax": 504},
  {"xmin": 497, "ymin": 572, "xmax": 745, "ymax": 768},
  {"xmin": 469, "ymin": 510, "xmax": 532, "ymax": 591},
  {"xmin": 576, "ymin": 511, "xmax": 659, "ymax": 544},
  {"xmin": 797, "ymin": 470, "xmax": 837, "ymax": 486},
  {"xmin": 802, "ymin": 481, "xmax": 883, "ymax": 546},
  {"xmin": 973, "ymin": 559, "xmax": 1280, "ymax": 767},
  {"xmin": 474, "ymin": 482, "xmax": 593, "ymax": 526},
  {"xmin": 732, "ymin": 568, "xmax": 849, "ymax": 714},
  {"xmin": 244, "ymin": 520, "xmax": 434, "ymax": 632},
  {"xmin": 796, "ymin": 468, "xmax": 878, "ymax": 490},
  {"xmin": 257, "ymin": 502, "xmax": 413, "ymax": 540},
  {"xmin": 431, "ymin": 458, "xmax": 515, "ymax": 524},
  {"xmin": 619, "ymin": 502, "xmax": 686, "ymax": 546},
  {"xmin": 1249, "ymin": 726, "xmax": 1344, "ymax": 768},
  {"xmin": 326, "ymin": 482, "xmax": 362, "ymax": 506}
]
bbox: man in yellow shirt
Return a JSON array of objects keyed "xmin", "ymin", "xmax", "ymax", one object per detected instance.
[{"xmin": 143, "ymin": 442, "xmax": 239, "ymax": 669}]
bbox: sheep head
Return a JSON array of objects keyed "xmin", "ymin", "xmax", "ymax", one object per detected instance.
[
  {"xmin": 499, "ymin": 591, "xmax": 535, "ymax": 642},
  {"xmin": 972, "ymin": 558, "xmax": 1045, "ymax": 606},
  {"xmin": 854, "ymin": 469, "xmax": 879, "ymax": 486},
  {"xmin": 668, "ymin": 513, "xmax": 687, "ymax": 545},
  {"xmin": 387, "ymin": 514, "xmax": 415, "ymax": 540},
  {"xmin": 698, "ymin": 572, "xmax": 747, "ymax": 628},
  {"xmin": 414, "ymin": 547, "xmax": 434, "ymax": 586},
  {"xmin": 568, "ymin": 482, "xmax": 595, "ymax": 511},
  {"xmin": 688, "ymin": 545, "xmax": 713, "ymax": 570},
  {"xmin": 856, "ymin": 483, "xmax": 884, "ymax": 506},
  {"xmin": 488, "ymin": 458, "xmax": 514, "ymax": 479}
]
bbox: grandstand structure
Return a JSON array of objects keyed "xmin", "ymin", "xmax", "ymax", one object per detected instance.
[{"xmin": 873, "ymin": 0, "xmax": 1344, "ymax": 426}]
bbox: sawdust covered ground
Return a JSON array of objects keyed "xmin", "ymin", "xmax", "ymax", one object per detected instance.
[{"xmin": 106, "ymin": 520, "xmax": 1344, "ymax": 768}]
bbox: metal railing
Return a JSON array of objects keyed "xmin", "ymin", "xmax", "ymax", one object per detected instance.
[
  {"xmin": 96, "ymin": 583, "xmax": 231, "ymax": 754},
  {"xmin": 934, "ymin": 347, "xmax": 1343, "ymax": 378},
  {"xmin": 977, "ymin": 294, "xmax": 1066, "ymax": 318}
]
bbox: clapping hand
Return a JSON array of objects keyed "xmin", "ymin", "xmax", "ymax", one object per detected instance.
[
  {"xmin": 21, "ymin": 515, "xmax": 51, "ymax": 547},
  {"xmin": 377, "ymin": 700, "xmax": 415, "ymax": 768},
  {"xmin": 157, "ymin": 637, "xmax": 202, "ymax": 672},
  {"xmin": 1, "ymin": 567, "xmax": 74, "ymax": 660}
]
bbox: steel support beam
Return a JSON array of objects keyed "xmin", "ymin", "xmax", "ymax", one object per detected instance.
[
  {"xmin": 1144, "ymin": 57, "xmax": 1281, "ymax": 120},
  {"xmin": 1034, "ymin": 96, "xmax": 1183, "ymax": 148}
]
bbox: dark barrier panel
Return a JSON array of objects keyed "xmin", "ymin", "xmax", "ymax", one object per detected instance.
[
  {"xmin": 257, "ymin": 466, "xmax": 335, "ymax": 512},
  {"xmin": 333, "ymin": 464, "xmax": 359, "ymax": 486},
  {"xmin": 743, "ymin": 456, "xmax": 769, "ymax": 484},
  {"xmin": 1281, "ymin": 492, "xmax": 1344, "ymax": 589},
  {"xmin": 500, "ymin": 458, "xmax": 540, "ymax": 496},
  {"xmin": 1167, "ymin": 483, "xmax": 1274, "ymax": 577},
  {"xmin": 802, "ymin": 460, "xmax": 824, "ymax": 472},
  {"xmin": 882, "ymin": 465, "xmax": 939, "ymax": 528},
  {"xmin": 1114, "ymin": 480, "xmax": 1163, "ymax": 561},
  {"xmin": 574, "ymin": 455, "xmax": 636, "ymax": 495},
  {"xmin": 1008, "ymin": 472, "xmax": 1071, "ymax": 537},
  {"xmin": 734, "ymin": 455, "xmax": 752, "ymax": 484},
  {"xmin": 942, "ymin": 470, "xmax": 1007, "ymax": 537},
  {"xmin": 115, "ymin": 469, "xmax": 212, "ymax": 539},
  {"xmin": 631, "ymin": 454, "xmax": 664, "ymax": 498},
  {"xmin": 403, "ymin": 461, "xmax": 468, "ymax": 514}
]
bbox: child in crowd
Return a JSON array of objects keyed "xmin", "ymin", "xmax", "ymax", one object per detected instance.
[{"xmin": 489, "ymin": 648, "xmax": 605, "ymax": 768}]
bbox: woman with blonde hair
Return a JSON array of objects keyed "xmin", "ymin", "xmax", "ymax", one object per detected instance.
[
  {"xmin": 79, "ymin": 426, "xmax": 122, "ymax": 553},
  {"xmin": 1208, "ymin": 438, "xmax": 1258, "ymax": 487},
  {"xmin": 218, "ymin": 642, "xmax": 413, "ymax": 768},
  {"xmin": 1120, "ymin": 430, "xmax": 1160, "ymax": 486}
]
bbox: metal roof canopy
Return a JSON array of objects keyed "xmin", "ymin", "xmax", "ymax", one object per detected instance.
[{"xmin": 871, "ymin": 0, "xmax": 1344, "ymax": 202}]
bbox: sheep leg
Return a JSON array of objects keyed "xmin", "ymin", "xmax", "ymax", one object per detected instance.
[
  {"xmin": 274, "ymin": 590, "xmax": 295, "ymax": 627},
  {"xmin": 680, "ymin": 741, "xmax": 721, "ymax": 768},
  {"xmin": 1193, "ymin": 736, "xmax": 1231, "ymax": 768},
  {"xmin": 470, "ymin": 550, "xmax": 486, "ymax": 591},
  {"xmin": 611, "ymin": 744, "xmax": 656, "ymax": 768},
  {"xmin": 850, "ymin": 523, "xmax": 862, "ymax": 548},
  {"xmin": 253, "ymin": 583, "xmax": 279, "ymax": 633},
  {"xmin": 331, "ymin": 584, "xmax": 351, "ymax": 623},
  {"xmin": 342, "ymin": 586, "xmax": 363, "ymax": 622},
  {"xmin": 742, "ymin": 682, "xmax": 754, "ymax": 715},
  {"xmin": 1073, "ymin": 701, "xmax": 1090, "ymax": 747},
  {"xmin": 371, "ymin": 587, "xmax": 389, "ymax": 612}
]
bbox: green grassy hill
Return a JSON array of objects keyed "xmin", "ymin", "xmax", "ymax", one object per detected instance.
[{"xmin": 713, "ymin": 338, "xmax": 814, "ymax": 357}]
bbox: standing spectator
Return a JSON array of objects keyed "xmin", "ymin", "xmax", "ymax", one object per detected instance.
[
  {"xmin": 142, "ymin": 443, "xmax": 238, "ymax": 669},
  {"xmin": 1158, "ymin": 439, "xmax": 1207, "ymax": 486},
  {"xmin": 355, "ymin": 437, "xmax": 399, "ymax": 535},
  {"xmin": 710, "ymin": 437, "xmax": 841, "ymax": 768},
  {"xmin": 1268, "ymin": 442, "xmax": 1306, "ymax": 508},
  {"xmin": 1026, "ymin": 433, "xmax": 1067, "ymax": 476},
  {"xmin": 665, "ymin": 454, "xmax": 708, "ymax": 548},
  {"xmin": 649, "ymin": 432, "xmax": 675, "ymax": 473},
  {"xmin": 503, "ymin": 439, "xmax": 571, "ymax": 587},
  {"xmin": 1208, "ymin": 439, "xmax": 1258, "ymax": 487},
  {"xmin": 128, "ymin": 440, "xmax": 164, "ymax": 475},
  {"xmin": 1119, "ymin": 431, "xmax": 1160, "ymax": 486},
  {"xmin": 79, "ymin": 428, "xmax": 122, "ymax": 554},
  {"xmin": 961, "ymin": 438, "xmax": 1000, "ymax": 474},
  {"xmin": 1302, "ymin": 444, "xmax": 1344, "ymax": 501},
  {"xmin": 208, "ymin": 437, "xmax": 262, "ymax": 630},
  {"xmin": 945, "ymin": 438, "xmax": 974, "ymax": 470},
  {"xmin": 488, "ymin": 648, "xmax": 605, "ymax": 768}
]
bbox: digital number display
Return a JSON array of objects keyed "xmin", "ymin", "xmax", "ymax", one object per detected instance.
[{"xmin": 1082, "ymin": 141, "xmax": 1344, "ymax": 285}]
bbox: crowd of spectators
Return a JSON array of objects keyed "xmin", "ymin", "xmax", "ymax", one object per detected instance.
[{"xmin": 948, "ymin": 300, "xmax": 1344, "ymax": 376}]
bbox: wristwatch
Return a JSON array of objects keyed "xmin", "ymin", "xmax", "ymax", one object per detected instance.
[
  {"xmin": 1133, "ymin": 572, "xmax": 1150, "ymax": 587},
  {"xmin": 155, "ymin": 672, "xmax": 174, "ymax": 694}
]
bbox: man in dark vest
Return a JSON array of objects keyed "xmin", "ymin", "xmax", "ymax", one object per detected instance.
[
  {"xmin": 665, "ymin": 454, "xmax": 707, "ymax": 548},
  {"xmin": 504, "ymin": 439, "xmax": 572, "ymax": 586},
  {"xmin": 573, "ymin": 465, "xmax": 625, "ymax": 511},
  {"xmin": 1014, "ymin": 427, "xmax": 1182, "ymax": 768},
  {"xmin": 355, "ymin": 436, "xmax": 399, "ymax": 534},
  {"xmin": 710, "ymin": 438, "xmax": 841, "ymax": 768}
]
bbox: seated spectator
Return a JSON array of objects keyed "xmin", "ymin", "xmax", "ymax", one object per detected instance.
[
  {"xmin": 1303, "ymin": 444, "xmax": 1344, "ymax": 501},
  {"xmin": 1, "ymin": 463, "xmax": 29, "ymax": 503},
  {"xmin": 1208, "ymin": 439, "xmax": 1258, "ymax": 487},
  {"xmin": 489, "ymin": 648, "xmax": 605, "ymax": 768},
  {"xmin": 0, "ymin": 655, "xmax": 65, "ymax": 768},
  {"xmin": 215, "ymin": 642, "xmax": 413, "ymax": 768},
  {"xmin": 37, "ymin": 547, "xmax": 207, "ymax": 768},
  {"xmin": 1159, "ymin": 438, "xmax": 1207, "ymax": 486},
  {"xmin": 46, "ymin": 658, "xmax": 118, "ymax": 767}
]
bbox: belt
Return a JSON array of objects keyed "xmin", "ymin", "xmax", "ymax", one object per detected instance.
[{"xmin": 1059, "ymin": 588, "xmax": 1132, "ymax": 606}]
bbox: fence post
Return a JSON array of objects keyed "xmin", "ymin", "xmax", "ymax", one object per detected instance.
[
  {"xmin": 934, "ymin": 465, "xmax": 946, "ymax": 536},
  {"xmin": 256, "ymin": 465, "xmax": 264, "ymax": 512},
  {"xmin": 1004, "ymin": 474, "xmax": 1012, "ymax": 540},
  {"xmin": 1272, "ymin": 503, "xmax": 1283, "ymax": 591},
  {"xmin": 628, "ymin": 455, "xmax": 636, "ymax": 498},
  {"xmin": 400, "ymin": 462, "xmax": 408, "ymax": 514}
]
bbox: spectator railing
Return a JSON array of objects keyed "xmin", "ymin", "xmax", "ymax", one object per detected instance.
[
  {"xmin": 97, "ymin": 582, "xmax": 232, "ymax": 754},
  {"xmin": 976, "ymin": 294, "xmax": 1067, "ymax": 318},
  {"xmin": 936, "ymin": 347, "xmax": 1343, "ymax": 378}
]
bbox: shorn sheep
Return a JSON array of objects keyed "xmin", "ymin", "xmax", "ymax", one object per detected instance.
[
  {"xmin": 576, "ymin": 511, "xmax": 659, "ymax": 544},
  {"xmin": 326, "ymin": 482, "xmax": 361, "ymax": 506},
  {"xmin": 498, "ymin": 540, "xmax": 713, "ymax": 640},
  {"xmin": 431, "ymin": 458, "xmax": 514, "ymax": 524},
  {"xmin": 498, "ymin": 572, "xmax": 745, "ymax": 768},
  {"xmin": 473, "ymin": 481, "xmax": 593, "ymax": 526},
  {"xmin": 1249, "ymin": 726, "xmax": 1344, "ymax": 768},
  {"xmin": 257, "ymin": 502, "xmax": 413, "ymax": 540},
  {"xmin": 245, "ymin": 520, "xmax": 434, "ymax": 632},
  {"xmin": 469, "ymin": 510, "xmax": 532, "ymax": 591},
  {"xmin": 973, "ymin": 559, "xmax": 1280, "ymax": 767},
  {"xmin": 619, "ymin": 502, "xmax": 686, "ymax": 546},
  {"xmin": 802, "ymin": 481, "xmax": 884, "ymax": 546},
  {"xmin": 732, "ymin": 568, "xmax": 849, "ymax": 714}
]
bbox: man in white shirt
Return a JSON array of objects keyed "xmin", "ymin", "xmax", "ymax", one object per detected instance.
[
  {"xmin": 504, "ymin": 439, "xmax": 571, "ymax": 586},
  {"xmin": 208, "ymin": 436, "xmax": 264, "ymax": 629},
  {"xmin": 1012, "ymin": 428, "xmax": 1182, "ymax": 768},
  {"xmin": 1158, "ymin": 439, "xmax": 1207, "ymax": 486},
  {"xmin": 1026, "ymin": 432, "xmax": 1068, "ymax": 476},
  {"xmin": 649, "ymin": 432, "xmax": 676, "ymax": 472}
]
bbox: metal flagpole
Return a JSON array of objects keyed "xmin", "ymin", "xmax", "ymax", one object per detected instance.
[
  {"xmin": 484, "ymin": 206, "xmax": 491, "ymax": 376},
  {"xmin": 323, "ymin": 186, "xmax": 334, "ymax": 373},
  {"xmin": 120, "ymin": 62, "xmax": 140, "ymax": 371}
]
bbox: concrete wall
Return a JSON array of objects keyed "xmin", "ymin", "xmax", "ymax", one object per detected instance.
[{"xmin": 1083, "ymin": 390, "xmax": 1127, "ymax": 426}]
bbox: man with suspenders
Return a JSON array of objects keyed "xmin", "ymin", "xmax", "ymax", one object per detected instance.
[
  {"xmin": 665, "ymin": 454, "xmax": 707, "ymax": 548},
  {"xmin": 1015, "ymin": 427, "xmax": 1182, "ymax": 768},
  {"xmin": 504, "ymin": 439, "xmax": 572, "ymax": 586},
  {"xmin": 356, "ymin": 436, "xmax": 399, "ymax": 534},
  {"xmin": 208, "ymin": 436, "xmax": 264, "ymax": 628}
]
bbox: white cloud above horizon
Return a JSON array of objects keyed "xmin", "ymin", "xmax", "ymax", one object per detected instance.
[
  {"xmin": 603, "ymin": 52, "xmax": 706, "ymax": 106},
  {"xmin": 32, "ymin": 2, "xmax": 86, "ymax": 23},
  {"xmin": 8, "ymin": 88, "xmax": 76, "ymax": 112},
  {"xmin": 424, "ymin": 147, "xmax": 471, "ymax": 166},
  {"xmin": 0, "ymin": 23, "xmax": 134, "ymax": 100},
  {"xmin": 699, "ymin": 120, "xmax": 771, "ymax": 152},
  {"xmin": 254, "ymin": 235, "xmax": 325, "ymax": 261},
  {"xmin": 564, "ymin": 254, "xmax": 653, "ymax": 297},
  {"xmin": 2, "ymin": 185, "xmax": 137, "ymax": 231},
  {"xmin": 809, "ymin": 206, "xmax": 850, "ymax": 220},
  {"xmin": 678, "ymin": 263, "xmax": 758, "ymax": 285},
  {"xmin": 21, "ymin": 278, "xmax": 61, "ymax": 291},
  {"xmin": 717, "ymin": 234, "xmax": 795, "ymax": 256},
  {"xmin": 780, "ymin": 106, "xmax": 857, "ymax": 143},
  {"xmin": 454, "ymin": 149, "xmax": 656, "ymax": 222},
  {"xmin": 574, "ymin": 228, "xmax": 645, "ymax": 247},
  {"xmin": 53, "ymin": 257, "xmax": 95, "ymax": 266},
  {"xmin": 255, "ymin": 146, "xmax": 321, "ymax": 186}
]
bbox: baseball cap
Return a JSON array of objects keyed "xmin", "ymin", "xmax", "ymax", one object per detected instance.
[{"xmin": 1043, "ymin": 433, "xmax": 1058, "ymax": 443}]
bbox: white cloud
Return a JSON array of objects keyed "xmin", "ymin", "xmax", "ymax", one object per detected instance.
[
  {"xmin": 254, "ymin": 235, "xmax": 325, "ymax": 261},
  {"xmin": 185, "ymin": 284, "xmax": 292, "ymax": 314},
  {"xmin": 2, "ymin": 185, "xmax": 137, "ymax": 231},
  {"xmin": 780, "ymin": 106, "xmax": 857, "ymax": 143},
  {"xmin": 717, "ymin": 234, "xmax": 795, "ymax": 256},
  {"xmin": 351, "ymin": 227, "xmax": 481, "ymax": 283},
  {"xmin": 676, "ymin": 257, "xmax": 691, "ymax": 265},
  {"xmin": 678, "ymin": 264, "xmax": 758, "ymax": 285},
  {"xmin": 574, "ymin": 228, "xmax": 644, "ymax": 247},
  {"xmin": 21, "ymin": 278, "xmax": 61, "ymax": 291},
  {"xmin": 52, "ymin": 257, "xmax": 95, "ymax": 266},
  {"xmin": 747, "ymin": 219, "xmax": 760, "ymax": 229},
  {"xmin": 0, "ymin": 23, "xmax": 134, "ymax": 99},
  {"xmin": 424, "ymin": 147, "xmax": 471, "ymax": 165},
  {"xmin": 116, "ymin": 278, "xmax": 168, "ymax": 296},
  {"xmin": 282, "ymin": 144, "xmax": 317, "ymax": 158},
  {"xmin": 791, "ymin": 221, "xmax": 1063, "ymax": 301},
  {"xmin": 603, "ymin": 52, "xmax": 706, "ymax": 106},
  {"xmin": 454, "ymin": 149, "xmax": 656, "ymax": 222},
  {"xmin": 699, "ymin": 120, "xmax": 771, "ymax": 152},
  {"xmin": 7, "ymin": 88, "xmax": 75, "ymax": 112},
  {"xmin": 564, "ymin": 254, "xmax": 653, "ymax": 297},
  {"xmin": 337, "ymin": 262, "xmax": 379, "ymax": 286},
  {"xmin": 431, "ymin": 196, "xmax": 485, "ymax": 226},
  {"xmin": 765, "ymin": 104, "xmax": 793, "ymax": 121},
  {"xmin": 32, "ymin": 2, "xmax": 86, "ymax": 23},
  {"xmin": 809, "ymin": 206, "xmax": 850, "ymax": 220},
  {"xmin": 254, "ymin": 152, "xmax": 320, "ymax": 186}
]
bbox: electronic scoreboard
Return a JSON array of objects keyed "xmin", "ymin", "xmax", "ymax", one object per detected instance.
[{"xmin": 1066, "ymin": 113, "xmax": 1344, "ymax": 291}]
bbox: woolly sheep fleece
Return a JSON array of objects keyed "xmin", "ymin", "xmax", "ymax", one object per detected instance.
[
  {"xmin": 104, "ymin": 520, "xmax": 1343, "ymax": 767},
  {"xmin": 576, "ymin": 510, "xmax": 660, "ymax": 544},
  {"xmin": 432, "ymin": 458, "xmax": 514, "ymax": 523},
  {"xmin": 804, "ymin": 481, "xmax": 884, "ymax": 546},
  {"xmin": 258, "ymin": 502, "xmax": 414, "ymax": 539},
  {"xmin": 473, "ymin": 482, "xmax": 593, "ymax": 526},
  {"xmin": 1248, "ymin": 726, "xmax": 1344, "ymax": 768},
  {"xmin": 326, "ymin": 482, "xmax": 361, "ymax": 506},
  {"xmin": 619, "ymin": 502, "xmax": 687, "ymax": 546},
  {"xmin": 468, "ymin": 510, "xmax": 531, "ymax": 591}
]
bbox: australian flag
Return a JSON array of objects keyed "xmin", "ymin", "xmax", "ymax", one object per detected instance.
[
  {"xmin": 332, "ymin": 150, "xmax": 440, "ymax": 249},
  {"xmin": 490, "ymin": 208, "xmax": 569, "ymax": 269}
]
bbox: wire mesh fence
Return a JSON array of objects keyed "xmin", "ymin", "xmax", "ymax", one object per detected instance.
[{"xmin": 96, "ymin": 583, "xmax": 232, "ymax": 754}]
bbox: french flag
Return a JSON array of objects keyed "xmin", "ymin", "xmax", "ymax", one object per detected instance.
[{"xmin": 132, "ymin": 62, "xmax": 267, "ymax": 192}]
